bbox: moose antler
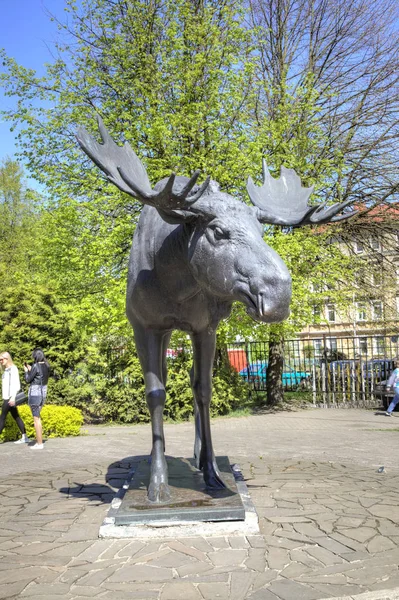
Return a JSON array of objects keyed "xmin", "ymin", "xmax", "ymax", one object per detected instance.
[
  {"xmin": 247, "ymin": 160, "xmax": 355, "ymax": 226},
  {"xmin": 76, "ymin": 116, "xmax": 209, "ymax": 210}
]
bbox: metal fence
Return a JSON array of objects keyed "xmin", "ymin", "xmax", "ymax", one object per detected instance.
[
  {"xmin": 228, "ymin": 334, "xmax": 399, "ymax": 407},
  {"xmin": 106, "ymin": 333, "xmax": 399, "ymax": 407}
]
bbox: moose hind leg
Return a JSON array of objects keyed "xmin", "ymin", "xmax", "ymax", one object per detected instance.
[
  {"xmin": 135, "ymin": 328, "xmax": 170, "ymax": 503},
  {"xmin": 190, "ymin": 365, "xmax": 202, "ymax": 469},
  {"xmin": 191, "ymin": 330, "xmax": 226, "ymax": 490}
]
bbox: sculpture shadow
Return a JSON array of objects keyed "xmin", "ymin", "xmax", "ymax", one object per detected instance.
[
  {"xmin": 58, "ymin": 454, "xmax": 235, "ymax": 503},
  {"xmin": 58, "ymin": 455, "xmax": 146, "ymax": 504}
]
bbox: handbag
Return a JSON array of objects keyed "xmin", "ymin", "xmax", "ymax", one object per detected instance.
[{"xmin": 14, "ymin": 390, "xmax": 27, "ymax": 406}]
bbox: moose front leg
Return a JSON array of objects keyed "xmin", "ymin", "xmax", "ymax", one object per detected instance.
[
  {"xmin": 134, "ymin": 327, "xmax": 170, "ymax": 503},
  {"xmin": 191, "ymin": 330, "xmax": 226, "ymax": 490}
]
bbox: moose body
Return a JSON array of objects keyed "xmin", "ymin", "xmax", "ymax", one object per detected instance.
[{"xmin": 77, "ymin": 117, "xmax": 354, "ymax": 503}]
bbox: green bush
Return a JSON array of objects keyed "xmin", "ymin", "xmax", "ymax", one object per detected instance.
[
  {"xmin": 0, "ymin": 405, "xmax": 83, "ymax": 442},
  {"xmin": 31, "ymin": 338, "xmax": 249, "ymax": 424}
]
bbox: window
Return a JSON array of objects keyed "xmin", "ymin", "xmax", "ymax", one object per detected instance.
[
  {"xmin": 355, "ymin": 240, "xmax": 364, "ymax": 254},
  {"xmin": 312, "ymin": 304, "xmax": 321, "ymax": 320},
  {"xmin": 374, "ymin": 337, "xmax": 385, "ymax": 355},
  {"xmin": 370, "ymin": 238, "xmax": 381, "ymax": 251},
  {"xmin": 372, "ymin": 271, "xmax": 382, "ymax": 287},
  {"xmin": 327, "ymin": 337, "xmax": 337, "ymax": 352},
  {"xmin": 356, "ymin": 302, "xmax": 367, "ymax": 321},
  {"xmin": 372, "ymin": 301, "xmax": 383, "ymax": 320},
  {"xmin": 355, "ymin": 269, "xmax": 366, "ymax": 287},
  {"xmin": 313, "ymin": 339, "xmax": 322, "ymax": 359},
  {"xmin": 327, "ymin": 304, "xmax": 336, "ymax": 322},
  {"xmin": 359, "ymin": 337, "xmax": 368, "ymax": 354}
]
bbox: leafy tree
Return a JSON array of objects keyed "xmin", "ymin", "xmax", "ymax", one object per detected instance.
[
  {"xmin": 0, "ymin": 283, "xmax": 82, "ymax": 377},
  {"xmin": 0, "ymin": 158, "xmax": 44, "ymax": 286},
  {"xmin": 1, "ymin": 0, "xmax": 398, "ymax": 411}
]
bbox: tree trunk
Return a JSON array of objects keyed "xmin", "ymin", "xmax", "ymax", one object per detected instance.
[{"xmin": 266, "ymin": 338, "xmax": 284, "ymax": 406}]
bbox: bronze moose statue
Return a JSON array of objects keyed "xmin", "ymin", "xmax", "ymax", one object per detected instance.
[{"xmin": 77, "ymin": 117, "xmax": 353, "ymax": 503}]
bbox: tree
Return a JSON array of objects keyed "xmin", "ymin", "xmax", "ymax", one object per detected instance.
[
  {"xmin": 0, "ymin": 158, "xmax": 44, "ymax": 286},
  {"xmin": 245, "ymin": 0, "xmax": 399, "ymax": 404},
  {"xmin": 0, "ymin": 0, "xmax": 258, "ymax": 338},
  {"xmin": 1, "ymin": 0, "xmax": 398, "ymax": 409}
]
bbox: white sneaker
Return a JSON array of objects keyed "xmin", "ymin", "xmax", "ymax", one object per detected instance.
[
  {"xmin": 14, "ymin": 435, "xmax": 30, "ymax": 444},
  {"xmin": 30, "ymin": 444, "xmax": 44, "ymax": 450}
]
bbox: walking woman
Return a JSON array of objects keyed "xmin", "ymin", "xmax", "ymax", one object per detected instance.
[
  {"xmin": 0, "ymin": 352, "xmax": 29, "ymax": 444},
  {"xmin": 24, "ymin": 348, "xmax": 50, "ymax": 450}
]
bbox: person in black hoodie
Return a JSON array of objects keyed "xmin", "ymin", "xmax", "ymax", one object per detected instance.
[{"xmin": 24, "ymin": 348, "xmax": 50, "ymax": 450}]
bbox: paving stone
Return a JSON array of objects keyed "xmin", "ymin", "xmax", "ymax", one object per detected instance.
[
  {"xmin": 74, "ymin": 565, "xmax": 117, "ymax": 587},
  {"xmin": 247, "ymin": 535, "xmax": 268, "ymax": 548},
  {"xmin": 340, "ymin": 527, "xmax": 377, "ymax": 543},
  {"xmin": 176, "ymin": 560, "xmax": 214, "ymax": 578},
  {"xmin": 208, "ymin": 537, "xmax": 230, "ymax": 549},
  {"xmin": 314, "ymin": 535, "xmax": 358, "ymax": 556},
  {"xmin": 292, "ymin": 523, "xmax": 325, "ymax": 538},
  {"xmin": 247, "ymin": 588, "xmax": 282, "ymax": 600},
  {"xmin": 160, "ymin": 581, "xmax": 201, "ymax": 599},
  {"xmin": 208, "ymin": 549, "xmax": 247, "ymax": 567},
  {"xmin": 345, "ymin": 565, "xmax": 388, "ymax": 585},
  {"xmin": 264, "ymin": 534, "xmax": 303, "ymax": 550},
  {"xmin": 198, "ymin": 582, "xmax": 230, "ymax": 599},
  {"xmin": 102, "ymin": 582, "xmax": 161, "ymax": 598},
  {"xmin": 167, "ymin": 540, "xmax": 208, "ymax": 560},
  {"xmin": 368, "ymin": 504, "xmax": 399, "ymax": 520},
  {"xmin": 108, "ymin": 564, "xmax": 174, "ymax": 583},
  {"xmin": 304, "ymin": 545, "xmax": 344, "ymax": 566},
  {"xmin": 131, "ymin": 548, "xmax": 170, "ymax": 564},
  {"xmin": 0, "ymin": 578, "xmax": 32, "ymax": 599},
  {"xmin": 228, "ymin": 536, "xmax": 249, "ymax": 549},
  {"xmin": 335, "ymin": 516, "xmax": 365, "ymax": 528},
  {"xmin": 275, "ymin": 531, "xmax": 312, "ymax": 544},
  {"xmin": 148, "ymin": 550, "xmax": 195, "ymax": 568},
  {"xmin": 245, "ymin": 548, "xmax": 267, "ymax": 572},
  {"xmin": 267, "ymin": 578, "xmax": 326, "ymax": 599},
  {"xmin": 114, "ymin": 540, "xmax": 146, "ymax": 558},
  {"xmin": 280, "ymin": 561, "xmax": 311, "ymax": 579},
  {"xmin": 258, "ymin": 520, "xmax": 278, "ymax": 535},
  {"xmin": 184, "ymin": 538, "xmax": 214, "ymax": 553},
  {"xmin": 230, "ymin": 571, "xmax": 256, "ymax": 600},
  {"xmin": 367, "ymin": 535, "xmax": 396, "ymax": 553},
  {"xmin": 74, "ymin": 540, "xmax": 114, "ymax": 562},
  {"xmin": 40, "ymin": 541, "xmax": 93, "ymax": 558},
  {"xmin": 21, "ymin": 582, "xmax": 71, "ymax": 596},
  {"xmin": 330, "ymin": 532, "xmax": 366, "ymax": 552},
  {"xmin": 251, "ymin": 569, "xmax": 279, "ymax": 591},
  {"xmin": 310, "ymin": 582, "xmax": 366, "ymax": 596},
  {"xmin": 267, "ymin": 546, "xmax": 290, "ymax": 570}
]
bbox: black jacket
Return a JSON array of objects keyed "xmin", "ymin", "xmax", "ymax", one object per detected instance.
[{"xmin": 24, "ymin": 363, "xmax": 50, "ymax": 386}]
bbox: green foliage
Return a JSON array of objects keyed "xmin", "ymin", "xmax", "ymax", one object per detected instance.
[
  {"xmin": 0, "ymin": 283, "xmax": 82, "ymax": 375},
  {"xmin": 0, "ymin": 405, "xmax": 83, "ymax": 442},
  {"xmin": 44, "ymin": 340, "xmax": 248, "ymax": 424}
]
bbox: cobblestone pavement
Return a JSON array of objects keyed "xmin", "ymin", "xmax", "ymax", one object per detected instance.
[{"xmin": 1, "ymin": 408, "xmax": 399, "ymax": 600}]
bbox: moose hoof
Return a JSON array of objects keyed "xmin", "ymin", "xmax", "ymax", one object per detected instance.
[
  {"xmin": 147, "ymin": 481, "xmax": 171, "ymax": 504},
  {"xmin": 203, "ymin": 463, "xmax": 226, "ymax": 490}
]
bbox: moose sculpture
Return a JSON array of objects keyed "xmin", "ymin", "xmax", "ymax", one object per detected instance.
[{"xmin": 77, "ymin": 117, "xmax": 353, "ymax": 503}]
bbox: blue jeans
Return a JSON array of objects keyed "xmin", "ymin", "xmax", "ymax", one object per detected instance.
[{"xmin": 387, "ymin": 390, "xmax": 399, "ymax": 413}]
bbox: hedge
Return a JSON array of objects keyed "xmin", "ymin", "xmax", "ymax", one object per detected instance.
[{"xmin": 0, "ymin": 405, "xmax": 83, "ymax": 443}]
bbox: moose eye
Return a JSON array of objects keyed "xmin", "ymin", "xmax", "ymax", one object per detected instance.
[{"xmin": 213, "ymin": 226, "xmax": 227, "ymax": 240}]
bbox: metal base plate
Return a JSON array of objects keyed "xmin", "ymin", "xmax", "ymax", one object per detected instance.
[{"xmin": 112, "ymin": 456, "xmax": 245, "ymax": 525}]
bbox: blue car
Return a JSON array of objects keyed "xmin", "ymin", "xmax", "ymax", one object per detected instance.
[{"xmin": 239, "ymin": 361, "xmax": 310, "ymax": 388}]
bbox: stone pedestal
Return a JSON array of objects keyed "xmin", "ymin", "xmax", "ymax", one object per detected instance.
[{"xmin": 99, "ymin": 457, "xmax": 259, "ymax": 538}]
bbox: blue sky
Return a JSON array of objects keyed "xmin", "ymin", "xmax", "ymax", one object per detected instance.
[{"xmin": 0, "ymin": 0, "xmax": 68, "ymax": 180}]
